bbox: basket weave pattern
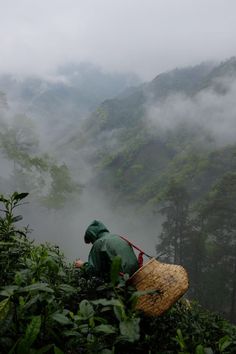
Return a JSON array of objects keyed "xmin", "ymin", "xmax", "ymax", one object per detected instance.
[{"xmin": 130, "ymin": 258, "xmax": 189, "ymax": 316}]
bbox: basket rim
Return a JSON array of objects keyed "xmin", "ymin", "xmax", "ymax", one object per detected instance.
[
  {"xmin": 130, "ymin": 258, "xmax": 189, "ymax": 285},
  {"xmin": 130, "ymin": 257, "xmax": 158, "ymax": 280}
]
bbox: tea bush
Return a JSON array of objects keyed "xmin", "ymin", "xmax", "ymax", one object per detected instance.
[{"xmin": 0, "ymin": 192, "xmax": 236, "ymax": 353}]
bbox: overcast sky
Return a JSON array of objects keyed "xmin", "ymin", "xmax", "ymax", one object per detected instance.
[{"xmin": 0, "ymin": 0, "xmax": 236, "ymax": 80}]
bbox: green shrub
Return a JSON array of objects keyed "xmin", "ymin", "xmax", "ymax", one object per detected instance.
[{"xmin": 0, "ymin": 192, "xmax": 236, "ymax": 353}]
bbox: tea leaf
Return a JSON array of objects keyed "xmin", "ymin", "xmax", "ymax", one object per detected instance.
[
  {"xmin": 12, "ymin": 215, "xmax": 23, "ymax": 223},
  {"xmin": 119, "ymin": 318, "xmax": 140, "ymax": 342},
  {"xmin": 51, "ymin": 313, "xmax": 71, "ymax": 325},
  {"xmin": 17, "ymin": 315, "xmax": 41, "ymax": 353},
  {"xmin": 0, "ymin": 298, "xmax": 10, "ymax": 321},
  {"xmin": 218, "ymin": 335, "xmax": 232, "ymax": 352},
  {"xmin": 195, "ymin": 344, "xmax": 206, "ymax": 354},
  {"xmin": 13, "ymin": 192, "xmax": 29, "ymax": 201},
  {"xmin": 54, "ymin": 345, "xmax": 64, "ymax": 354},
  {"xmin": 79, "ymin": 300, "xmax": 94, "ymax": 319},
  {"xmin": 22, "ymin": 283, "xmax": 54, "ymax": 293},
  {"xmin": 94, "ymin": 324, "xmax": 116, "ymax": 334}
]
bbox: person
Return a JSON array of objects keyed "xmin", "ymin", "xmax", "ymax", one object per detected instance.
[{"xmin": 74, "ymin": 220, "xmax": 139, "ymax": 277}]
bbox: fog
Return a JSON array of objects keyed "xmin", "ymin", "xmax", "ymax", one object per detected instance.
[
  {"xmin": 2, "ymin": 72, "xmax": 236, "ymax": 263},
  {"xmin": 22, "ymin": 189, "xmax": 159, "ymax": 263},
  {"xmin": 0, "ymin": 0, "xmax": 236, "ymax": 80},
  {"xmin": 1, "ymin": 68, "xmax": 236, "ymax": 263},
  {"xmin": 0, "ymin": 96, "xmax": 159, "ymax": 262},
  {"xmin": 0, "ymin": 0, "xmax": 236, "ymax": 263},
  {"xmin": 22, "ymin": 76, "xmax": 236, "ymax": 262},
  {"xmin": 145, "ymin": 77, "xmax": 236, "ymax": 147}
]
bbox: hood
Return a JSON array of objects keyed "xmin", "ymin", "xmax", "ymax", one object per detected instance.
[{"xmin": 84, "ymin": 220, "xmax": 109, "ymax": 244}]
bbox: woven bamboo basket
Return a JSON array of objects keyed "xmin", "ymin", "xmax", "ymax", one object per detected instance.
[{"xmin": 129, "ymin": 258, "xmax": 189, "ymax": 316}]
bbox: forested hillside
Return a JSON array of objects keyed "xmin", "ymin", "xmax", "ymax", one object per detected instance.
[
  {"xmin": 0, "ymin": 63, "xmax": 139, "ymax": 143},
  {"xmin": 71, "ymin": 57, "xmax": 236, "ymax": 322},
  {"xmin": 1, "ymin": 0, "xmax": 236, "ymax": 351},
  {"xmin": 0, "ymin": 63, "xmax": 139, "ymax": 211},
  {"xmin": 0, "ymin": 63, "xmax": 143, "ymax": 259},
  {"xmin": 1, "ymin": 57, "xmax": 236, "ymax": 351},
  {"xmin": 79, "ymin": 58, "xmax": 236, "ymax": 207}
]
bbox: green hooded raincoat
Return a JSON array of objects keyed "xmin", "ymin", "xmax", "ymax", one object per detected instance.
[{"xmin": 83, "ymin": 220, "xmax": 139, "ymax": 277}]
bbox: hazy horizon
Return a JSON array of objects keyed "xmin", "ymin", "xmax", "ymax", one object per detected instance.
[{"xmin": 0, "ymin": 0, "xmax": 236, "ymax": 80}]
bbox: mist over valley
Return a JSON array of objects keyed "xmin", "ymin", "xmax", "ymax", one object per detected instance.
[
  {"xmin": 1, "ymin": 1, "xmax": 236, "ymax": 336},
  {"xmin": 1, "ymin": 58, "xmax": 236, "ymax": 264}
]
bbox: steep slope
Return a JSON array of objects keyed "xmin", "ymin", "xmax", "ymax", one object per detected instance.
[
  {"xmin": 0, "ymin": 63, "xmax": 140, "ymax": 147},
  {"xmin": 77, "ymin": 57, "xmax": 236, "ymax": 208}
]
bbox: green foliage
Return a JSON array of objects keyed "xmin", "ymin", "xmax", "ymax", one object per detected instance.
[
  {"xmin": 156, "ymin": 180, "xmax": 190, "ymax": 264},
  {"xmin": 0, "ymin": 192, "xmax": 32, "ymax": 286},
  {"xmin": 197, "ymin": 173, "xmax": 236, "ymax": 322},
  {"xmin": 1, "ymin": 193, "xmax": 236, "ymax": 353},
  {"xmin": 16, "ymin": 315, "xmax": 42, "ymax": 353},
  {"xmin": 0, "ymin": 115, "xmax": 81, "ymax": 209},
  {"xmin": 156, "ymin": 172, "xmax": 236, "ymax": 324},
  {"xmin": 41, "ymin": 163, "xmax": 81, "ymax": 209}
]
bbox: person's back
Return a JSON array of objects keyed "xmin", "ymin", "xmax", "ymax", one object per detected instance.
[{"xmin": 84, "ymin": 220, "xmax": 139, "ymax": 277}]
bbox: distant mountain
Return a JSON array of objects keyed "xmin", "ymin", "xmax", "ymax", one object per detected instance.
[
  {"xmin": 0, "ymin": 63, "xmax": 140, "ymax": 142},
  {"xmin": 76, "ymin": 57, "xmax": 236, "ymax": 208},
  {"xmin": 146, "ymin": 62, "xmax": 215, "ymax": 99},
  {"xmin": 80, "ymin": 61, "xmax": 219, "ymax": 135},
  {"xmin": 2, "ymin": 57, "xmax": 236, "ymax": 209}
]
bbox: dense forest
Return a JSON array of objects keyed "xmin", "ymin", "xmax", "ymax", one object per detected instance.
[{"xmin": 1, "ymin": 58, "xmax": 236, "ymax": 352}]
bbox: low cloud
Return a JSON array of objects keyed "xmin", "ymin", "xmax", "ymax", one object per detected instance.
[
  {"xmin": 0, "ymin": 0, "xmax": 236, "ymax": 80},
  {"xmin": 145, "ymin": 77, "xmax": 236, "ymax": 147},
  {"xmin": 0, "ymin": 98, "xmax": 159, "ymax": 263}
]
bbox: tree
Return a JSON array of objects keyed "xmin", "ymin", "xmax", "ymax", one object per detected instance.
[
  {"xmin": 41, "ymin": 163, "xmax": 81, "ymax": 209},
  {"xmin": 156, "ymin": 180, "xmax": 190, "ymax": 265},
  {"xmin": 199, "ymin": 172, "xmax": 236, "ymax": 321},
  {"xmin": 0, "ymin": 114, "xmax": 80, "ymax": 209}
]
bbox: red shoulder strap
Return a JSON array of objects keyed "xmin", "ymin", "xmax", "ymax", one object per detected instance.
[
  {"xmin": 119, "ymin": 235, "xmax": 152, "ymax": 268},
  {"xmin": 138, "ymin": 252, "xmax": 144, "ymax": 267}
]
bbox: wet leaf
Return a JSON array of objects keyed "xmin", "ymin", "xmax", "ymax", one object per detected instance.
[
  {"xmin": 119, "ymin": 318, "xmax": 140, "ymax": 342},
  {"xmin": 17, "ymin": 316, "xmax": 41, "ymax": 353},
  {"xmin": 79, "ymin": 300, "xmax": 94, "ymax": 319},
  {"xmin": 22, "ymin": 283, "xmax": 54, "ymax": 293},
  {"xmin": 13, "ymin": 192, "xmax": 29, "ymax": 201},
  {"xmin": 51, "ymin": 313, "xmax": 71, "ymax": 325},
  {"xmin": 54, "ymin": 345, "xmax": 64, "ymax": 354},
  {"xmin": 12, "ymin": 215, "xmax": 23, "ymax": 223},
  {"xmin": 0, "ymin": 298, "xmax": 10, "ymax": 321},
  {"xmin": 218, "ymin": 335, "xmax": 232, "ymax": 352},
  {"xmin": 94, "ymin": 324, "xmax": 116, "ymax": 334}
]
